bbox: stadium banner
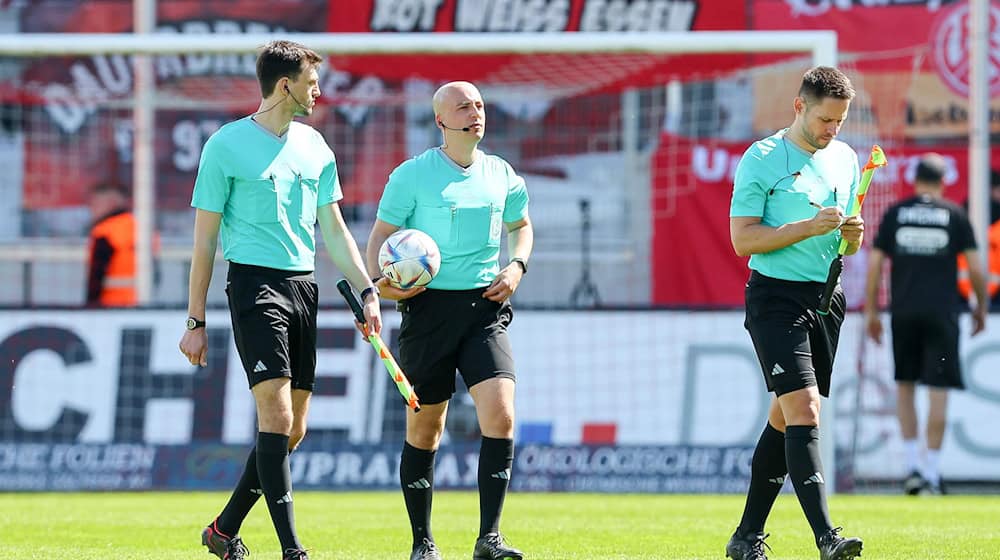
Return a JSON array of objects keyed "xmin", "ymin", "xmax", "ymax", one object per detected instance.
[
  {"xmin": 749, "ymin": 0, "xmax": 1000, "ymax": 139},
  {"xmin": 21, "ymin": 2, "xmax": 330, "ymax": 214},
  {"xmin": 2, "ymin": 309, "xmax": 1000, "ymax": 491},
  {"xmin": 0, "ymin": 441, "xmax": 752, "ymax": 492},
  {"xmin": 651, "ymin": 135, "xmax": 1000, "ymax": 306},
  {"xmin": 329, "ymin": 0, "xmax": 745, "ymax": 34}
]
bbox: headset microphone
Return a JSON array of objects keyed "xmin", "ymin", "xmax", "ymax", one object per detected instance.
[
  {"xmin": 285, "ymin": 84, "xmax": 308, "ymax": 110},
  {"xmin": 439, "ymin": 121, "xmax": 471, "ymax": 132}
]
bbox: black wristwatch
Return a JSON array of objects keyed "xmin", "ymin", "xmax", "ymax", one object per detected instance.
[
  {"xmin": 185, "ymin": 317, "xmax": 206, "ymax": 331},
  {"xmin": 360, "ymin": 285, "xmax": 380, "ymax": 302},
  {"xmin": 510, "ymin": 257, "xmax": 528, "ymax": 274}
]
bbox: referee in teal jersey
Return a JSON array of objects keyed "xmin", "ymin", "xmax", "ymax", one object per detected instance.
[
  {"xmin": 366, "ymin": 81, "xmax": 533, "ymax": 560},
  {"xmin": 179, "ymin": 41, "xmax": 380, "ymax": 560},
  {"xmin": 726, "ymin": 67, "xmax": 863, "ymax": 560}
]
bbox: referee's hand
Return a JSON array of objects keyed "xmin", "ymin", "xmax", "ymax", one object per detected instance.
[
  {"xmin": 179, "ymin": 330, "xmax": 208, "ymax": 367},
  {"xmin": 374, "ymin": 277, "xmax": 425, "ymax": 301},
  {"xmin": 483, "ymin": 263, "xmax": 523, "ymax": 302},
  {"xmin": 809, "ymin": 206, "xmax": 845, "ymax": 236}
]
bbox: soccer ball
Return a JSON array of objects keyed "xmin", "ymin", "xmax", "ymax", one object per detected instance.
[{"xmin": 378, "ymin": 229, "xmax": 441, "ymax": 289}]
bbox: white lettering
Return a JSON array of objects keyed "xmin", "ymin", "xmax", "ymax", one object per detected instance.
[
  {"xmin": 456, "ymin": 0, "xmax": 569, "ymax": 31},
  {"xmin": 371, "ymin": 0, "xmax": 444, "ymax": 31},
  {"xmin": 581, "ymin": 0, "xmax": 695, "ymax": 31},
  {"xmin": 362, "ymin": 452, "xmax": 393, "ymax": 484},
  {"xmin": 211, "ymin": 20, "xmax": 245, "ymax": 75},
  {"xmin": 489, "ymin": 0, "xmax": 516, "ymax": 31},
  {"xmin": 332, "ymin": 451, "xmax": 364, "ymax": 484},
  {"xmin": 172, "ymin": 119, "xmax": 222, "ymax": 172},
  {"xmin": 181, "ymin": 21, "xmax": 214, "ymax": 75},
  {"xmin": 43, "ymin": 83, "xmax": 87, "ymax": 134},
  {"xmin": 302, "ymin": 452, "xmax": 335, "ymax": 485},
  {"xmin": 44, "ymin": 20, "xmax": 283, "ymax": 133},
  {"xmin": 69, "ymin": 63, "xmax": 108, "ymax": 113},
  {"xmin": 93, "ymin": 55, "xmax": 131, "ymax": 95},
  {"xmin": 456, "ymin": 0, "xmax": 491, "ymax": 30},
  {"xmin": 691, "ymin": 145, "xmax": 735, "ymax": 183},
  {"xmin": 785, "ymin": 0, "xmax": 945, "ymax": 18}
]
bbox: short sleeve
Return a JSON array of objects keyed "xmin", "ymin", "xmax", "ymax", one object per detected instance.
[
  {"xmin": 503, "ymin": 164, "xmax": 529, "ymax": 223},
  {"xmin": 318, "ymin": 141, "xmax": 342, "ymax": 206},
  {"xmin": 191, "ymin": 134, "xmax": 230, "ymax": 212},
  {"xmin": 376, "ymin": 163, "xmax": 415, "ymax": 226},
  {"xmin": 730, "ymin": 149, "xmax": 765, "ymax": 218},
  {"xmin": 874, "ymin": 207, "xmax": 896, "ymax": 253}
]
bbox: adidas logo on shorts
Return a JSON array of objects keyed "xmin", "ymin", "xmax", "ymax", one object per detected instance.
[
  {"xmin": 770, "ymin": 363, "xmax": 785, "ymax": 376},
  {"xmin": 254, "ymin": 360, "xmax": 267, "ymax": 373}
]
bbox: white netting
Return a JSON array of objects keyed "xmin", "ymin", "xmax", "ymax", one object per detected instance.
[{"xmin": 0, "ymin": 35, "xmax": 854, "ymax": 309}]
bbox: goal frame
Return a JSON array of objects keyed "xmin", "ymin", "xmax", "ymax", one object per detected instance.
[
  {"xmin": 0, "ymin": 29, "xmax": 841, "ymax": 489},
  {"xmin": 0, "ymin": 30, "xmax": 837, "ymax": 304}
]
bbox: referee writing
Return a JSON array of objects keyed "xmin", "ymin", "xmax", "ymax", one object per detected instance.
[
  {"xmin": 366, "ymin": 81, "xmax": 533, "ymax": 560},
  {"xmin": 727, "ymin": 67, "xmax": 863, "ymax": 560}
]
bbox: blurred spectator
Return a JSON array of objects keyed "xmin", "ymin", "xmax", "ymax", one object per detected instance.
[
  {"xmin": 958, "ymin": 169, "xmax": 1000, "ymax": 305},
  {"xmin": 85, "ymin": 183, "xmax": 137, "ymax": 306}
]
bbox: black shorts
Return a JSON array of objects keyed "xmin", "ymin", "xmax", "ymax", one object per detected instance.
[
  {"xmin": 744, "ymin": 271, "xmax": 845, "ymax": 397},
  {"xmin": 397, "ymin": 288, "xmax": 516, "ymax": 405},
  {"xmin": 226, "ymin": 262, "xmax": 318, "ymax": 391},
  {"xmin": 891, "ymin": 311, "xmax": 963, "ymax": 389}
]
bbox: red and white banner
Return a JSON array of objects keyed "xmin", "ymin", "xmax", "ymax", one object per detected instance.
[
  {"xmin": 650, "ymin": 133, "xmax": 1000, "ymax": 307},
  {"xmin": 750, "ymin": 0, "xmax": 1000, "ymax": 139}
]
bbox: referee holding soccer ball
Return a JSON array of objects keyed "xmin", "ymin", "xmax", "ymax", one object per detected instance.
[{"xmin": 366, "ymin": 81, "xmax": 533, "ymax": 560}]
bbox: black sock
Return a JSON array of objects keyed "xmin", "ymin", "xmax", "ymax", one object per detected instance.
[
  {"xmin": 737, "ymin": 423, "xmax": 787, "ymax": 536},
  {"xmin": 785, "ymin": 425, "xmax": 833, "ymax": 540},
  {"xmin": 256, "ymin": 432, "xmax": 300, "ymax": 552},
  {"xmin": 478, "ymin": 436, "xmax": 514, "ymax": 537},
  {"xmin": 216, "ymin": 447, "xmax": 263, "ymax": 536},
  {"xmin": 401, "ymin": 442, "xmax": 436, "ymax": 547}
]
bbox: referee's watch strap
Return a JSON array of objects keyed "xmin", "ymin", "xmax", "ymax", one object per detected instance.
[
  {"xmin": 510, "ymin": 257, "xmax": 528, "ymax": 274},
  {"xmin": 360, "ymin": 285, "xmax": 379, "ymax": 302}
]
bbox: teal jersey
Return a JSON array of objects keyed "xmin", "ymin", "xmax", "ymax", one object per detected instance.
[
  {"xmin": 191, "ymin": 117, "xmax": 342, "ymax": 271},
  {"xmin": 376, "ymin": 148, "xmax": 529, "ymax": 289},
  {"xmin": 730, "ymin": 129, "xmax": 860, "ymax": 282}
]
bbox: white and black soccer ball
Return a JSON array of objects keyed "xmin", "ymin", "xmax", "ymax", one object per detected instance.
[{"xmin": 378, "ymin": 229, "xmax": 441, "ymax": 289}]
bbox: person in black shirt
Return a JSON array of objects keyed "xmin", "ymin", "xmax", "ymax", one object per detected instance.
[{"xmin": 863, "ymin": 153, "xmax": 988, "ymax": 495}]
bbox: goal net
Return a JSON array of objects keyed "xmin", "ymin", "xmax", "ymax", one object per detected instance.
[{"xmin": 0, "ymin": 32, "xmax": 916, "ymax": 490}]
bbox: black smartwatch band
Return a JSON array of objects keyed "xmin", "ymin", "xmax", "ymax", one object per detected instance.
[
  {"xmin": 510, "ymin": 257, "xmax": 528, "ymax": 274},
  {"xmin": 360, "ymin": 286, "xmax": 379, "ymax": 302}
]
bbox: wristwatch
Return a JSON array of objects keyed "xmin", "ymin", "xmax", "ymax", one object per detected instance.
[
  {"xmin": 185, "ymin": 317, "xmax": 206, "ymax": 331},
  {"xmin": 510, "ymin": 257, "xmax": 528, "ymax": 275},
  {"xmin": 360, "ymin": 285, "xmax": 380, "ymax": 302}
]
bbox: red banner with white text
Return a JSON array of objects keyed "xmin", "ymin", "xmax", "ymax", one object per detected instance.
[
  {"xmin": 323, "ymin": 0, "xmax": 751, "ymax": 91},
  {"xmin": 650, "ymin": 133, "xmax": 1000, "ymax": 306}
]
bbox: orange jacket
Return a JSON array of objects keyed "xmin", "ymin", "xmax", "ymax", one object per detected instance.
[
  {"xmin": 87, "ymin": 210, "xmax": 137, "ymax": 306},
  {"xmin": 957, "ymin": 220, "xmax": 1000, "ymax": 301}
]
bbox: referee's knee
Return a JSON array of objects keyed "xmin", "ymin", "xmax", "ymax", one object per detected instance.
[{"xmin": 289, "ymin": 427, "xmax": 307, "ymax": 450}]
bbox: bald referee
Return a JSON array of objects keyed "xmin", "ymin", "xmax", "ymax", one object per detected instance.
[
  {"xmin": 178, "ymin": 40, "xmax": 380, "ymax": 560},
  {"xmin": 727, "ymin": 67, "xmax": 863, "ymax": 560},
  {"xmin": 366, "ymin": 81, "xmax": 533, "ymax": 560}
]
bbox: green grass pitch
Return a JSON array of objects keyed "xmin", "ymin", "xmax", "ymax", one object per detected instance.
[{"xmin": 1, "ymin": 491, "xmax": 997, "ymax": 559}]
